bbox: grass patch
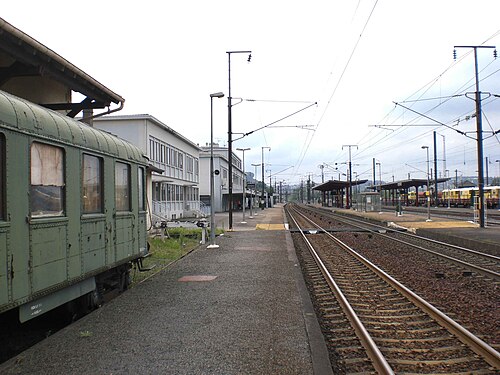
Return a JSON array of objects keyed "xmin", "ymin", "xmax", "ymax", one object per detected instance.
[{"xmin": 130, "ymin": 227, "xmax": 223, "ymax": 284}]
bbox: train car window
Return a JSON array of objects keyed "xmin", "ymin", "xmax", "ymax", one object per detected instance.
[
  {"xmin": 115, "ymin": 162, "xmax": 130, "ymax": 211},
  {"xmin": 30, "ymin": 142, "xmax": 64, "ymax": 217},
  {"xmin": 0, "ymin": 134, "xmax": 4, "ymax": 220},
  {"xmin": 138, "ymin": 167, "xmax": 145, "ymax": 211},
  {"xmin": 82, "ymin": 154, "xmax": 103, "ymax": 214}
]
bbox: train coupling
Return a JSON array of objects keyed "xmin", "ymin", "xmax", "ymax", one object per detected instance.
[{"xmin": 134, "ymin": 253, "xmax": 156, "ymax": 272}]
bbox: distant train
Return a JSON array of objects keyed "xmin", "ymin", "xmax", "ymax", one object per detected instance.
[
  {"xmin": 405, "ymin": 187, "xmax": 499, "ymax": 208},
  {"xmin": 441, "ymin": 186, "xmax": 499, "ymax": 208},
  {"xmin": 0, "ymin": 90, "xmax": 149, "ymax": 322}
]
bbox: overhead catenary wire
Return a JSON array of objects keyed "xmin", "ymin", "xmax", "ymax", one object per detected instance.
[
  {"xmin": 233, "ymin": 102, "xmax": 317, "ymax": 141},
  {"xmin": 293, "ymin": 0, "xmax": 379, "ymax": 177},
  {"xmin": 358, "ymin": 31, "xmax": 500, "ymax": 161}
]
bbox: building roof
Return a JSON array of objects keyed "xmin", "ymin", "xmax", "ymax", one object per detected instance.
[
  {"xmin": 95, "ymin": 114, "xmax": 201, "ymax": 151},
  {"xmin": 0, "ymin": 17, "xmax": 124, "ymax": 117}
]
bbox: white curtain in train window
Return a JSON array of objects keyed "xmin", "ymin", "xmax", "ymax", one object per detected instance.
[
  {"xmin": 30, "ymin": 142, "xmax": 64, "ymax": 216},
  {"xmin": 115, "ymin": 162, "xmax": 130, "ymax": 211},
  {"xmin": 30, "ymin": 142, "xmax": 63, "ymax": 186}
]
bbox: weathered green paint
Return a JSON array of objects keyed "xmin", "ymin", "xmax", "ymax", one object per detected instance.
[
  {"xmin": 0, "ymin": 228, "xmax": 8, "ymax": 306},
  {"xmin": 19, "ymin": 277, "xmax": 96, "ymax": 323},
  {"xmin": 0, "ymin": 90, "xmax": 148, "ymax": 319}
]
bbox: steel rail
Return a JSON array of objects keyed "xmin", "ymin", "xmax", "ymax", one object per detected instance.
[
  {"xmin": 291, "ymin": 204, "xmax": 500, "ymax": 370},
  {"xmin": 309, "ymin": 206, "xmax": 500, "ymax": 280},
  {"xmin": 286, "ymin": 205, "xmax": 395, "ymax": 374}
]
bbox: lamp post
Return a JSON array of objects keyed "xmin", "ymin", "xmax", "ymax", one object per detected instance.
[
  {"xmin": 251, "ymin": 163, "xmax": 260, "ymax": 217},
  {"xmin": 261, "ymin": 146, "xmax": 271, "ymax": 209},
  {"xmin": 236, "ymin": 147, "xmax": 250, "ymax": 223},
  {"xmin": 422, "ymin": 145, "xmax": 431, "ymax": 221},
  {"xmin": 227, "ymin": 50, "xmax": 251, "ymax": 231},
  {"xmin": 208, "ymin": 92, "xmax": 224, "ymax": 249}
]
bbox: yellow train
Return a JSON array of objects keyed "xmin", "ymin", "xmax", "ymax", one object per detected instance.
[
  {"xmin": 405, "ymin": 187, "xmax": 499, "ymax": 208},
  {"xmin": 441, "ymin": 186, "xmax": 500, "ymax": 208}
]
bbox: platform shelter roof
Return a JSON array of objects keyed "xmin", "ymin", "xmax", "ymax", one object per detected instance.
[
  {"xmin": 313, "ymin": 179, "xmax": 368, "ymax": 192},
  {"xmin": 368, "ymin": 178, "xmax": 450, "ymax": 191}
]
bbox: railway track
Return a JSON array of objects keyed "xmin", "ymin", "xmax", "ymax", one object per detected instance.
[
  {"xmin": 302, "ymin": 205, "xmax": 500, "ymax": 280},
  {"xmin": 286, "ymin": 203, "xmax": 500, "ymax": 374}
]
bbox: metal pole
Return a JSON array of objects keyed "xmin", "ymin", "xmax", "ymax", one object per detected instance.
[
  {"xmin": 423, "ymin": 146, "xmax": 431, "ymax": 221},
  {"xmin": 342, "ymin": 145, "xmax": 357, "ymax": 208},
  {"xmin": 261, "ymin": 148, "xmax": 265, "ymax": 209},
  {"xmin": 433, "ymin": 131, "xmax": 438, "ymax": 205},
  {"xmin": 241, "ymin": 151, "xmax": 246, "ymax": 223},
  {"xmin": 454, "ymin": 45, "xmax": 495, "ymax": 227},
  {"xmin": 485, "ymin": 157, "xmax": 489, "ymax": 187},
  {"xmin": 269, "ymin": 170, "xmax": 272, "ymax": 207},
  {"xmin": 261, "ymin": 147, "xmax": 270, "ymax": 208},
  {"xmin": 210, "ymin": 97, "xmax": 216, "ymax": 246},
  {"xmin": 372, "ymin": 158, "xmax": 376, "ymax": 189},
  {"xmin": 227, "ymin": 53, "xmax": 233, "ymax": 230},
  {"xmin": 226, "ymin": 50, "xmax": 252, "ymax": 230},
  {"xmin": 208, "ymin": 92, "xmax": 224, "ymax": 248},
  {"xmin": 473, "ymin": 47, "xmax": 485, "ymax": 227},
  {"xmin": 251, "ymin": 163, "xmax": 260, "ymax": 216},
  {"xmin": 237, "ymin": 148, "xmax": 250, "ymax": 223}
]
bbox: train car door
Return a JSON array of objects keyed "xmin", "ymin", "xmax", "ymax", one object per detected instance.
[{"xmin": 28, "ymin": 142, "xmax": 67, "ymax": 294}]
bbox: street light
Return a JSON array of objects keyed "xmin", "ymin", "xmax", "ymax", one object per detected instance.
[
  {"xmin": 227, "ymin": 50, "xmax": 252, "ymax": 231},
  {"xmin": 208, "ymin": 92, "xmax": 224, "ymax": 249},
  {"xmin": 236, "ymin": 147, "xmax": 250, "ymax": 223},
  {"xmin": 261, "ymin": 146, "xmax": 271, "ymax": 209},
  {"xmin": 422, "ymin": 145, "xmax": 431, "ymax": 221}
]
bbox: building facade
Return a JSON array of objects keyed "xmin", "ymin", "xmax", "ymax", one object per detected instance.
[
  {"xmin": 94, "ymin": 115, "xmax": 201, "ymax": 223},
  {"xmin": 199, "ymin": 144, "xmax": 245, "ymax": 213}
]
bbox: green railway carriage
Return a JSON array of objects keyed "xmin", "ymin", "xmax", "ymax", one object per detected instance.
[{"xmin": 0, "ymin": 90, "xmax": 149, "ymax": 322}]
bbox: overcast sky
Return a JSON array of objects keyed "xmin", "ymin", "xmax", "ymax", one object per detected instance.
[{"xmin": 3, "ymin": 1, "xmax": 500, "ymax": 185}]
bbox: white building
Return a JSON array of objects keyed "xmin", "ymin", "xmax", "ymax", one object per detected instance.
[
  {"xmin": 199, "ymin": 144, "xmax": 246, "ymax": 213},
  {"xmin": 94, "ymin": 115, "xmax": 201, "ymax": 224}
]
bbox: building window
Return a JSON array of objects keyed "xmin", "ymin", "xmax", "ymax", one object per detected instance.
[
  {"xmin": 82, "ymin": 154, "xmax": 103, "ymax": 214},
  {"xmin": 30, "ymin": 142, "xmax": 64, "ymax": 217},
  {"xmin": 115, "ymin": 162, "xmax": 130, "ymax": 211}
]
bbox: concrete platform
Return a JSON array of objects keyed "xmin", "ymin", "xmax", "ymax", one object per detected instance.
[
  {"xmin": 0, "ymin": 204, "xmax": 332, "ymax": 375},
  {"xmin": 324, "ymin": 205, "xmax": 500, "ymax": 255}
]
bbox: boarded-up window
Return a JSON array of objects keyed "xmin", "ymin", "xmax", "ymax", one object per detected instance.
[
  {"xmin": 82, "ymin": 154, "xmax": 102, "ymax": 214},
  {"xmin": 115, "ymin": 162, "xmax": 130, "ymax": 211},
  {"xmin": 30, "ymin": 142, "xmax": 64, "ymax": 216}
]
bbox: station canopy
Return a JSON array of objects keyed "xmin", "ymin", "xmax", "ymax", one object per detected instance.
[
  {"xmin": 368, "ymin": 178, "xmax": 450, "ymax": 191},
  {"xmin": 313, "ymin": 179, "xmax": 368, "ymax": 192},
  {"xmin": 313, "ymin": 178, "xmax": 450, "ymax": 193}
]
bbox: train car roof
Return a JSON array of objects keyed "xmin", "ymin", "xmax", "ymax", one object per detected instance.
[{"xmin": 0, "ymin": 90, "xmax": 147, "ymax": 164}]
